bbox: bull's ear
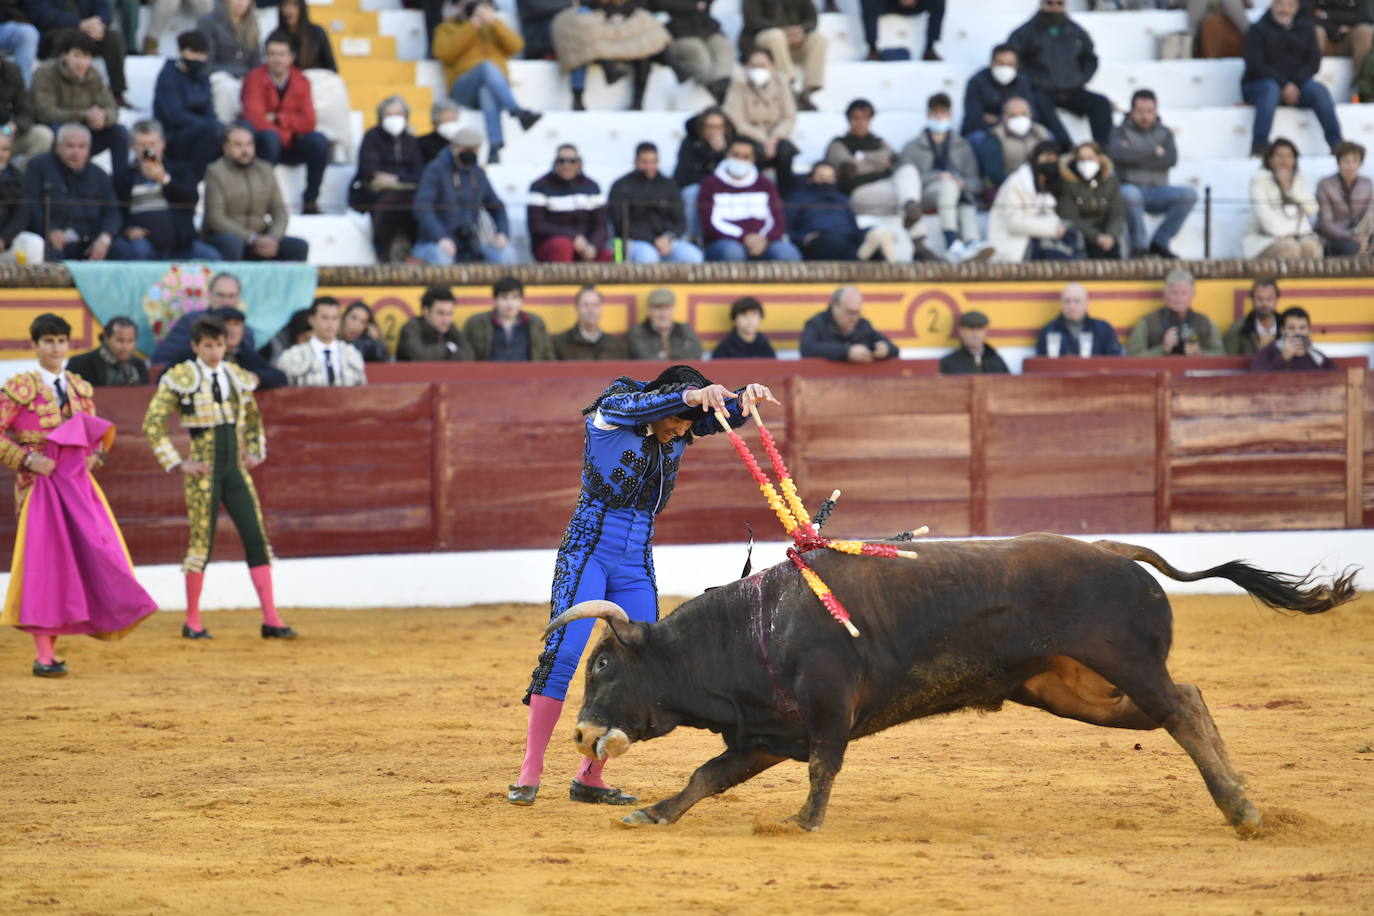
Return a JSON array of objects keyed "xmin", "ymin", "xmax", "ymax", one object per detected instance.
[{"xmin": 603, "ymin": 616, "xmax": 647, "ymax": 649}]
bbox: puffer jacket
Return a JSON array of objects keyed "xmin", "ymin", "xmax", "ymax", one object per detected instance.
[
  {"xmin": 31, "ymin": 58, "xmax": 116, "ymax": 127},
  {"xmin": 1055, "ymin": 153, "xmax": 1127, "ymax": 244}
]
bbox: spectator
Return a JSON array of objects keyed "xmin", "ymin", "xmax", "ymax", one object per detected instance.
[
  {"xmin": 31, "ymin": 32, "xmax": 129, "ymax": 184},
  {"xmin": 1224, "ymin": 277, "xmax": 1283, "ymax": 355},
  {"xmin": 529, "ymin": 143, "xmax": 614, "ymax": 262},
  {"xmin": 241, "ymin": 31, "xmax": 330, "ymax": 214},
  {"xmin": 418, "ymin": 99, "xmax": 461, "ymax": 166},
  {"xmin": 699, "ymin": 137, "xmax": 801, "ymax": 261},
  {"xmin": 799, "ymin": 286, "xmax": 896, "ymax": 362},
  {"xmin": 23, "ymin": 124, "xmax": 130, "ymax": 261},
  {"xmin": 712, "ymin": 296, "xmax": 777, "ymax": 358},
  {"xmin": 0, "ymin": 132, "xmax": 44, "ymax": 264},
  {"xmin": 1006, "ymin": 0, "xmax": 1113, "ymax": 147},
  {"xmin": 1056, "ymin": 141, "xmax": 1126, "ymax": 260},
  {"xmin": 901, "ymin": 92, "xmax": 989, "ymax": 262},
  {"xmin": 464, "ymin": 275, "xmax": 556, "ymax": 361},
  {"xmin": 1304, "ymin": 0, "xmax": 1372, "ymax": 79},
  {"xmin": 396, "ymin": 286, "xmax": 475, "ymax": 361},
  {"xmin": 341, "ymin": 301, "xmax": 390, "ymax": 363},
  {"xmin": 259, "ymin": 308, "xmax": 312, "ymax": 365},
  {"xmin": 740, "ymin": 0, "xmax": 827, "ymax": 111},
  {"xmin": 151, "ymin": 271, "xmax": 246, "ymax": 364},
  {"xmin": 1034, "ymin": 282, "xmax": 1123, "ymax": 357},
  {"xmin": 277, "ymin": 0, "xmax": 337, "ymax": 72},
  {"xmin": 435, "ymin": 0, "xmax": 541, "ymax": 165},
  {"xmin": 518, "ymin": 0, "xmax": 565, "ymax": 60},
  {"xmin": 276, "ymin": 297, "xmax": 367, "ymax": 386},
  {"xmin": 26, "ymin": 0, "xmax": 129, "ymax": 108},
  {"xmin": 824, "ymin": 98, "xmax": 940, "ymax": 262},
  {"xmin": 351, "ymin": 95, "xmax": 425, "ymax": 264},
  {"xmin": 0, "ymin": 56, "xmax": 53, "ymax": 170},
  {"xmin": 785, "ymin": 162, "xmax": 896, "ymax": 261},
  {"xmin": 609, "ymin": 141, "xmax": 702, "ymax": 263},
  {"xmin": 117, "ymin": 119, "xmax": 221, "ymax": 261},
  {"xmin": 723, "ymin": 47, "xmax": 799, "ymax": 195},
  {"xmin": 972, "ymin": 95, "xmax": 1053, "ymax": 192},
  {"xmin": 553, "ymin": 0, "xmax": 673, "ymax": 112},
  {"xmin": 859, "ymin": 0, "xmax": 943, "ymax": 62},
  {"xmin": 203, "ymin": 122, "xmax": 310, "ymax": 261},
  {"xmin": 552, "ymin": 285, "xmax": 629, "ymax": 360},
  {"xmin": 0, "ymin": 2, "xmax": 38, "ymax": 85},
  {"xmin": 1186, "ymin": 0, "xmax": 1250, "ymax": 50},
  {"xmin": 674, "ymin": 106, "xmax": 735, "ymax": 241},
  {"xmin": 627, "ymin": 287, "xmax": 704, "ymax": 359},
  {"xmin": 153, "ymin": 31, "xmax": 224, "ymax": 183},
  {"xmin": 1126, "ymin": 268, "xmax": 1225, "ymax": 355},
  {"xmin": 1108, "ymin": 88, "xmax": 1197, "ymax": 259},
  {"xmin": 1250, "ymin": 305, "xmax": 1335, "ymax": 371},
  {"xmin": 412, "ymin": 126, "xmax": 515, "ymax": 266},
  {"xmin": 940, "ymin": 310, "xmax": 1010, "ymax": 374},
  {"xmin": 988, "ymin": 139, "xmax": 1078, "ymax": 262},
  {"xmin": 961, "ymin": 44, "xmax": 1035, "ymax": 140},
  {"xmin": 1242, "ymin": 0, "xmax": 1342, "ymax": 157},
  {"xmin": 67, "ymin": 315, "xmax": 148, "ymax": 386},
  {"xmin": 198, "ymin": 0, "xmax": 260, "ymax": 121},
  {"xmin": 1316, "ymin": 140, "xmax": 1372, "ymax": 256},
  {"xmin": 1243, "ymin": 137, "xmax": 1322, "ymax": 259},
  {"xmin": 160, "ymin": 302, "xmax": 288, "ymax": 389},
  {"xmin": 144, "ymin": 0, "xmax": 213, "ymax": 56},
  {"xmin": 653, "ymin": 0, "xmax": 734, "ymax": 103}
]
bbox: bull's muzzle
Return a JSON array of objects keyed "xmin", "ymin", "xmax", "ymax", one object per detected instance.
[{"xmin": 573, "ymin": 721, "xmax": 632, "ymax": 761}]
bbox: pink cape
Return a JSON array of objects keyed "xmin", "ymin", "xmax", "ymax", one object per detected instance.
[{"xmin": 3, "ymin": 413, "xmax": 158, "ymax": 637}]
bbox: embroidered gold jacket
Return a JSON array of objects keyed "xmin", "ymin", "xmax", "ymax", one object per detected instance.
[
  {"xmin": 142, "ymin": 360, "xmax": 266, "ymax": 472},
  {"xmin": 0, "ymin": 370, "xmax": 98, "ymax": 507}
]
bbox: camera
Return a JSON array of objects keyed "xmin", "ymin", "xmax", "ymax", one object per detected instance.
[{"xmin": 141, "ymin": 148, "xmax": 158, "ymax": 162}]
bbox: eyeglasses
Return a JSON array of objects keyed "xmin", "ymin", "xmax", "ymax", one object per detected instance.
[{"xmin": 556, "ymin": 157, "xmax": 580, "ymax": 164}]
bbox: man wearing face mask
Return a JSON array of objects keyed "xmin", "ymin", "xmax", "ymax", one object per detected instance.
[
  {"xmin": 1007, "ymin": 0, "xmax": 1114, "ymax": 147},
  {"xmin": 351, "ymin": 95, "xmax": 424, "ymax": 263},
  {"xmin": 961, "ymin": 44, "xmax": 1034, "ymax": 141},
  {"xmin": 901, "ymin": 92, "xmax": 990, "ymax": 262},
  {"xmin": 153, "ymin": 32, "xmax": 224, "ymax": 184},
  {"xmin": 723, "ymin": 48, "xmax": 799, "ymax": 195},
  {"xmin": 988, "ymin": 139, "xmax": 1078, "ymax": 262},
  {"xmin": 698, "ymin": 137, "xmax": 801, "ymax": 261},
  {"xmin": 975, "ymin": 95, "xmax": 1052, "ymax": 190},
  {"xmin": 412, "ymin": 125, "xmax": 516, "ymax": 265}
]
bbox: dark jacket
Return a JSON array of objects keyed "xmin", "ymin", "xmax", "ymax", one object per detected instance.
[
  {"xmin": 1055, "ymin": 155, "xmax": 1127, "ymax": 244},
  {"xmin": 673, "ymin": 109, "xmax": 736, "ymax": 189},
  {"xmin": 152, "ymin": 59, "xmax": 217, "ymax": 134},
  {"xmin": 1007, "ymin": 12, "xmax": 1100, "ymax": 93},
  {"xmin": 528, "ymin": 169, "xmax": 608, "ymax": 249},
  {"xmin": 740, "ymin": 0, "xmax": 816, "ymax": 56},
  {"xmin": 116, "ymin": 159, "xmax": 201, "ymax": 255},
  {"xmin": 1300, "ymin": 0, "xmax": 1374, "ymax": 38},
  {"xmin": 799, "ymin": 309, "xmax": 896, "ymax": 360},
  {"xmin": 22, "ymin": 151, "xmax": 121, "ymax": 243},
  {"xmin": 395, "ymin": 315, "xmax": 475, "ymax": 361},
  {"xmin": 712, "ymin": 330, "xmax": 776, "ymax": 359},
  {"xmin": 346, "ymin": 334, "xmax": 389, "ymax": 363},
  {"xmin": 1034, "ymin": 315, "xmax": 1122, "ymax": 356},
  {"xmin": 626, "ymin": 319, "xmax": 704, "ymax": 360},
  {"xmin": 351, "ymin": 125, "xmax": 424, "ymax": 210},
  {"xmin": 0, "ymin": 58, "xmax": 36, "ymax": 136},
  {"xmin": 27, "ymin": 0, "xmax": 110, "ymax": 57},
  {"xmin": 148, "ymin": 312, "xmax": 287, "ymax": 388},
  {"xmin": 1243, "ymin": 9, "xmax": 1323, "ymax": 86},
  {"xmin": 463, "ymin": 310, "xmax": 556, "ymax": 361},
  {"xmin": 0, "ymin": 164, "xmax": 25, "ymax": 246},
  {"xmin": 0, "ymin": 0, "xmax": 26, "ymax": 23},
  {"xmin": 552, "ymin": 325, "xmax": 629, "ymax": 360},
  {"xmin": 197, "ymin": 4, "xmax": 261, "ymax": 78},
  {"xmin": 413, "ymin": 148, "xmax": 508, "ymax": 258},
  {"xmin": 519, "ymin": 0, "xmax": 568, "ymax": 58},
  {"xmin": 285, "ymin": 21, "xmax": 337, "ymax": 71},
  {"xmin": 651, "ymin": 0, "xmax": 722, "ymax": 39},
  {"xmin": 608, "ymin": 169, "xmax": 686, "ymax": 241},
  {"xmin": 960, "ymin": 66, "xmax": 1036, "ymax": 137},
  {"xmin": 784, "ymin": 183, "xmax": 862, "ymax": 248},
  {"xmin": 418, "ymin": 131, "xmax": 449, "ymax": 166},
  {"xmin": 939, "ymin": 344, "xmax": 1010, "ymax": 374},
  {"xmin": 67, "ymin": 346, "xmax": 150, "ymax": 386},
  {"xmin": 1250, "ymin": 339, "xmax": 1337, "ymax": 371}
]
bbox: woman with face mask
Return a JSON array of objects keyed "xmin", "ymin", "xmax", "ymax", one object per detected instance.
[
  {"xmin": 721, "ymin": 48, "xmax": 800, "ymax": 195},
  {"xmin": 987, "ymin": 139, "xmax": 1080, "ymax": 263},
  {"xmin": 349, "ymin": 96, "xmax": 424, "ymax": 263},
  {"xmin": 1054, "ymin": 141, "xmax": 1127, "ymax": 260}
]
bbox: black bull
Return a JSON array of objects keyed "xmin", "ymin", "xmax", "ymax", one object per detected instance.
[{"xmin": 545, "ymin": 533, "xmax": 1358, "ymax": 835}]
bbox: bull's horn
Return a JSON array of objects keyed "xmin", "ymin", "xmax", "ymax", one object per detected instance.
[{"xmin": 542, "ymin": 600, "xmax": 631, "ymax": 641}]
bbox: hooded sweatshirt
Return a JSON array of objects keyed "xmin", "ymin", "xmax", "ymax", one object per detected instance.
[{"xmin": 697, "ymin": 159, "xmax": 785, "ymax": 244}]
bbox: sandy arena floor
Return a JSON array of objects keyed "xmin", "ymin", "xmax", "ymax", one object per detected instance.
[{"xmin": 1, "ymin": 592, "xmax": 1372, "ymax": 915}]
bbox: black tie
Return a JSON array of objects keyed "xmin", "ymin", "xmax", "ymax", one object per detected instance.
[
  {"xmin": 53, "ymin": 377, "xmax": 67, "ymax": 409},
  {"xmin": 324, "ymin": 348, "xmax": 336, "ymax": 386},
  {"xmin": 211, "ymin": 372, "xmax": 223, "ymax": 404}
]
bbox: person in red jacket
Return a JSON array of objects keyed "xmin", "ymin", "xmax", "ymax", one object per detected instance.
[{"xmin": 240, "ymin": 29, "xmax": 330, "ymax": 214}]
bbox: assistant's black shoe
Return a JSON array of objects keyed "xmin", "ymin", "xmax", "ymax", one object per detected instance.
[
  {"xmin": 507, "ymin": 784, "xmax": 539, "ymax": 805},
  {"xmin": 517, "ymin": 109, "xmax": 542, "ymax": 131},
  {"xmin": 569, "ymin": 779, "xmax": 638, "ymax": 805},
  {"xmin": 261, "ymin": 624, "xmax": 298, "ymax": 640},
  {"xmin": 32, "ymin": 659, "xmax": 68, "ymax": 678},
  {"xmin": 1149, "ymin": 241, "xmax": 1179, "ymax": 259},
  {"xmin": 182, "ymin": 624, "xmax": 212, "ymax": 640}
]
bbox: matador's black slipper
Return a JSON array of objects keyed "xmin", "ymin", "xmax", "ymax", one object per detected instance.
[
  {"xmin": 261, "ymin": 624, "xmax": 298, "ymax": 640},
  {"xmin": 569, "ymin": 780, "xmax": 638, "ymax": 805},
  {"xmin": 182, "ymin": 624, "xmax": 212, "ymax": 640}
]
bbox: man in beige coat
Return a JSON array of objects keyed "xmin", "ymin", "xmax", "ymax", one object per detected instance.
[
  {"xmin": 30, "ymin": 33, "xmax": 129, "ymax": 184},
  {"xmin": 722, "ymin": 48, "xmax": 798, "ymax": 194},
  {"xmin": 203, "ymin": 123, "xmax": 309, "ymax": 261}
]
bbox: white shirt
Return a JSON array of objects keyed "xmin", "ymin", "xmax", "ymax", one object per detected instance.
[
  {"xmin": 38, "ymin": 364, "xmax": 67, "ymax": 398},
  {"xmin": 310, "ymin": 336, "xmax": 343, "ymax": 382},
  {"xmin": 196, "ymin": 358, "xmax": 235, "ymax": 424}
]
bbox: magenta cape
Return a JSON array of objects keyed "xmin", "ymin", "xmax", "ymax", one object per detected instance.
[{"xmin": 2, "ymin": 413, "xmax": 158, "ymax": 637}]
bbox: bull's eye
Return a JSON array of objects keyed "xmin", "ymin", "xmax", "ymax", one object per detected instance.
[{"xmin": 594, "ymin": 655, "xmax": 609, "ymax": 673}]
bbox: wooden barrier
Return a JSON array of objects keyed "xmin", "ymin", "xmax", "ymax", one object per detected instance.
[{"xmin": 0, "ymin": 362, "xmax": 1368, "ymax": 568}]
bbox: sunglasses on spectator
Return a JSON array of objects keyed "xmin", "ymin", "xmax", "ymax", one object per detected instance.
[
  {"xmin": 557, "ymin": 156, "xmax": 580, "ymax": 164},
  {"xmin": 1041, "ymin": 0, "xmax": 1065, "ymax": 6}
]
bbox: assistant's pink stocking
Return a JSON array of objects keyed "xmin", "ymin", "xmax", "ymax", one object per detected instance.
[
  {"xmin": 248, "ymin": 565, "xmax": 283, "ymax": 627},
  {"xmin": 185, "ymin": 571, "xmax": 205, "ymax": 631},
  {"xmin": 575, "ymin": 756, "xmax": 609, "ymax": 789},
  {"xmin": 517, "ymin": 694, "xmax": 564, "ymax": 787},
  {"xmin": 33, "ymin": 634, "xmax": 55, "ymax": 665}
]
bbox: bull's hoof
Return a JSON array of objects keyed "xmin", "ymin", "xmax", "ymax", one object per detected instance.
[
  {"xmin": 1230, "ymin": 800, "xmax": 1263, "ymax": 838},
  {"xmin": 618, "ymin": 809, "xmax": 666, "ymax": 827}
]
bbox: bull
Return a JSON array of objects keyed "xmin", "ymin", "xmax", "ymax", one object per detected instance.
[{"xmin": 544, "ymin": 533, "xmax": 1357, "ymax": 835}]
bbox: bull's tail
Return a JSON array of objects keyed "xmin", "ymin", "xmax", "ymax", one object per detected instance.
[{"xmin": 1093, "ymin": 540, "xmax": 1360, "ymax": 615}]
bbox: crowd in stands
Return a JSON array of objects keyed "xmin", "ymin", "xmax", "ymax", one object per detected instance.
[{"xmin": 0, "ymin": 0, "xmax": 1373, "ymax": 267}]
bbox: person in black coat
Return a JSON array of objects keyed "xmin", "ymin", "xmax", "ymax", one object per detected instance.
[
  {"xmin": 67, "ymin": 316, "xmax": 150, "ymax": 386},
  {"xmin": 674, "ymin": 106, "xmax": 736, "ymax": 241},
  {"xmin": 1241, "ymin": 0, "xmax": 1344, "ymax": 156},
  {"xmin": 961, "ymin": 43, "xmax": 1036, "ymax": 139},
  {"xmin": 608, "ymin": 141, "xmax": 703, "ymax": 263},
  {"xmin": 278, "ymin": 0, "xmax": 337, "ymax": 70},
  {"xmin": 939, "ymin": 310, "xmax": 1010, "ymax": 374},
  {"xmin": 116, "ymin": 120, "xmax": 221, "ymax": 260},
  {"xmin": 518, "ymin": 0, "xmax": 567, "ymax": 58},
  {"xmin": 1006, "ymin": 1, "xmax": 1113, "ymax": 147},
  {"xmin": 350, "ymin": 95, "xmax": 425, "ymax": 262},
  {"xmin": 712, "ymin": 296, "xmax": 777, "ymax": 358},
  {"xmin": 23, "ymin": 124, "xmax": 133, "ymax": 261}
]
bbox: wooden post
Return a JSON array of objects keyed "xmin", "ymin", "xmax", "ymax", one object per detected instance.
[
  {"xmin": 1154, "ymin": 370, "xmax": 1172, "ymax": 532},
  {"xmin": 786, "ymin": 375, "xmax": 804, "ymax": 505},
  {"xmin": 430, "ymin": 383, "xmax": 447, "ymax": 551},
  {"xmin": 1346, "ymin": 366, "xmax": 1366, "ymax": 529},
  {"xmin": 969, "ymin": 376, "xmax": 988, "ymax": 536}
]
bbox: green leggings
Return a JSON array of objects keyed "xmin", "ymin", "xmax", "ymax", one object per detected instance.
[{"xmin": 182, "ymin": 425, "xmax": 272, "ymax": 574}]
